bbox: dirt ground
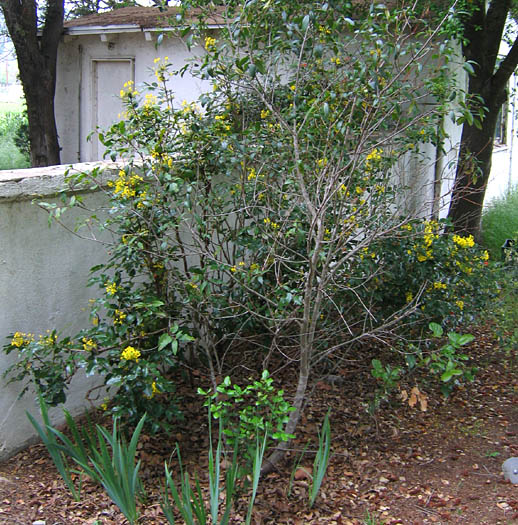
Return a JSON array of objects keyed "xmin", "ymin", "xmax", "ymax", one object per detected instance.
[{"xmin": 0, "ymin": 323, "xmax": 517, "ymax": 525}]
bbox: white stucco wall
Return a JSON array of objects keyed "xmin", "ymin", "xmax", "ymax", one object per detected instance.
[
  {"xmin": 0, "ymin": 162, "xmax": 116, "ymax": 462},
  {"xmin": 485, "ymin": 29, "xmax": 518, "ymax": 205},
  {"xmin": 56, "ymin": 31, "xmax": 210, "ymax": 164},
  {"xmin": 486, "ymin": 75, "xmax": 518, "ymax": 205}
]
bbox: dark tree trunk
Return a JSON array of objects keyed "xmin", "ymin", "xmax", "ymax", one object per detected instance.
[
  {"xmin": 447, "ymin": 0, "xmax": 518, "ymax": 239},
  {"xmin": 0, "ymin": 0, "xmax": 64, "ymax": 167},
  {"xmin": 448, "ymin": 85, "xmax": 504, "ymax": 238}
]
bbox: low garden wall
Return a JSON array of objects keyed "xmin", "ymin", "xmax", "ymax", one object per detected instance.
[{"xmin": 0, "ymin": 162, "xmax": 117, "ymax": 462}]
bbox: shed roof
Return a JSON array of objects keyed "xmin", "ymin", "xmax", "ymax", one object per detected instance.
[{"xmin": 63, "ymin": 6, "xmax": 225, "ymax": 34}]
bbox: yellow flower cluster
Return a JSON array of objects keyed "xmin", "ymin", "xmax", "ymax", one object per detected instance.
[
  {"xmin": 433, "ymin": 282, "xmax": 447, "ymax": 290},
  {"xmin": 214, "ymin": 114, "xmax": 231, "ymax": 132},
  {"xmin": 264, "ymin": 217, "xmax": 280, "ymax": 229},
  {"xmin": 153, "ymin": 56, "xmax": 169, "ymax": 82},
  {"xmin": 452, "ymin": 234, "xmax": 475, "ymax": 249},
  {"xmin": 416, "ymin": 221, "xmax": 439, "ymax": 262},
  {"xmin": 145, "ymin": 381, "xmax": 159, "ymax": 399},
  {"xmin": 105, "ymin": 282, "xmax": 117, "ymax": 296},
  {"xmin": 113, "ymin": 309, "xmax": 127, "ymax": 325},
  {"xmin": 121, "ymin": 346, "xmax": 141, "ymax": 362},
  {"xmin": 82, "ymin": 337, "xmax": 96, "ymax": 351},
  {"xmin": 205, "ymin": 36, "xmax": 216, "ymax": 50},
  {"xmin": 230, "ymin": 261, "xmax": 247, "ymax": 273},
  {"xmin": 318, "ymin": 25, "xmax": 331, "ymax": 35},
  {"xmin": 260, "ymin": 109, "xmax": 270, "ymax": 119},
  {"xmin": 365, "ymin": 148, "xmax": 383, "ymax": 172},
  {"xmin": 180, "ymin": 99, "xmax": 202, "ymax": 117},
  {"xmin": 360, "ymin": 247, "xmax": 376, "ymax": 260},
  {"xmin": 317, "ymin": 157, "xmax": 328, "ymax": 168},
  {"xmin": 11, "ymin": 331, "xmax": 34, "ymax": 348},
  {"xmin": 119, "ymin": 80, "xmax": 138, "ymax": 98},
  {"xmin": 110, "ymin": 170, "xmax": 144, "ymax": 199},
  {"xmin": 143, "ymin": 93, "xmax": 157, "ymax": 107}
]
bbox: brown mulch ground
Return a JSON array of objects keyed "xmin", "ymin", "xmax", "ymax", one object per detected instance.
[{"xmin": 0, "ymin": 323, "xmax": 517, "ymax": 525}]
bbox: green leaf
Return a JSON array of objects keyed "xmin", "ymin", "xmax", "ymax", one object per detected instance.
[
  {"xmin": 158, "ymin": 333, "xmax": 173, "ymax": 351},
  {"xmin": 302, "ymin": 14, "xmax": 310, "ymax": 32},
  {"xmin": 429, "ymin": 322, "xmax": 443, "ymax": 338}
]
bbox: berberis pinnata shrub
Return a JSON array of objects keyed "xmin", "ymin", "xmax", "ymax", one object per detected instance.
[{"xmin": 2, "ymin": 2, "xmax": 491, "ymax": 438}]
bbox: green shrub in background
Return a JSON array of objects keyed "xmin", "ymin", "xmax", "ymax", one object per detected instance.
[
  {"xmin": 369, "ymin": 219, "xmax": 494, "ymax": 327},
  {"xmin": 482, "ymin": 186, "xmax": 518, "ymax": 259},
  {"xmin": 0, "ymin": 109, "xmax": 30, "ymax": 169}
]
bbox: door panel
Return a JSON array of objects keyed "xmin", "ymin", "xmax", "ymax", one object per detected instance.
[{"xmin": 91, "ymin": 59, "xmax": 134, "ymax": 160}]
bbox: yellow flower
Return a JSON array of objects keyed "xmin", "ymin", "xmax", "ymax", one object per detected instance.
[
  {"xmin": 230, "ymin": 266, "xmax": 237, "ymax": 273},
  {"xmin": 317, "ymin": 157, "xmax": 328, "ymax": 168},
  {"xmin": 11, "ymin": 332, "xmax": 25, "ymax": 347},
  {"xmin": 105, "ymin": 282, "xmax": 117, "ymax": 296},
  {"xmin": 250, "ymin": 263, "xmax": 259, "ymax": 271},
  {"xmin": 82, "ymin": 337, "xmax": 96, "ymax": 351},
  {"xmin": 331, "ymin": 56, "xmax": 341, "ymax": 65},
  {"xmin": 406, "ymin": 292, "xmax": 413, "ymax": 303},
  {"xmin": 260, "ymin": 109, "xmax": 270, "ymax": 119},
  {"xmin": 113, "ymin": 309, "xmax": 127, "ymax": 325},
  {"xmin": 452, "ymin": 234, "xmax": 475, "ymax": 249},
  {"xmin": 205, "ymin": 36, "xmax": 216, "ymax": 50},
  {"xmin": 145, "ymin": 381, "xmax": 160, "ymax": 399},
  {"xmin": 365, "ymin": 148, "xmax": 383, "ymax": 172},
  {"xmin": 433, "ymin": 282, "xmax": 447, "ymax": 290},
  {"xmin": 247, "ymin": 168, "xmax": 257, "ymax": 181},
  {"xmin": 456, "ymin": 300, "xmax": 464, "ymax": 310},
  {"xmin": 121, "ymin": 346, "xmax": 141, "ymax": 362}
]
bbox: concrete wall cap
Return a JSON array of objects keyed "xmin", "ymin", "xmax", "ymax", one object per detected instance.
[{"xmin": 0, "ymin": 161, "xmax": 123, "ymax": 202}]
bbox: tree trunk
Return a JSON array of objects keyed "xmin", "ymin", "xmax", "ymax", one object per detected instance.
[
  {"xmin": 447, "ymin": 97, "xmax": 502, "ymax": 239},
  {"xmin": 447, "ymin": 0, "xmax": 518, "ymax": 239},
  {"xmin": 0, "ymin": 0, "xmax": 64, "ymax": 167}
]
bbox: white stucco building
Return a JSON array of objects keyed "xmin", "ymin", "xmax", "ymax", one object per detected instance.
[{"xmin": 56, "ymin": 7, "xmax": 220, "ymax": 164}]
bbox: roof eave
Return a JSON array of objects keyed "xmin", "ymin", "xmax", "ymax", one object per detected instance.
[{"xmin": 63, "ymin": 22, "xmax": 222, "ymax": 36}]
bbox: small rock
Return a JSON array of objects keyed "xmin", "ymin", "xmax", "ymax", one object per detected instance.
[
  {"xmin": 32, "ymin": 521, "xmax": 46, "ymax": 525},
  {"xmin": 502, "ymin": 457, "xmax": 518, "ymax": 484}
]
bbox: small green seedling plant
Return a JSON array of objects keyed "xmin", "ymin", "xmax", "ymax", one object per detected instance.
[
  {"xmin": 198, "ymin": 370, "xmax": 295, "ymax": 471},
  {"xmin": 424, "ymin": 322, "xmax": 476, "ymax": 396},
  {"xmin": 370, "ymin": 359, "xmax": 402, "ymax": 411}
]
